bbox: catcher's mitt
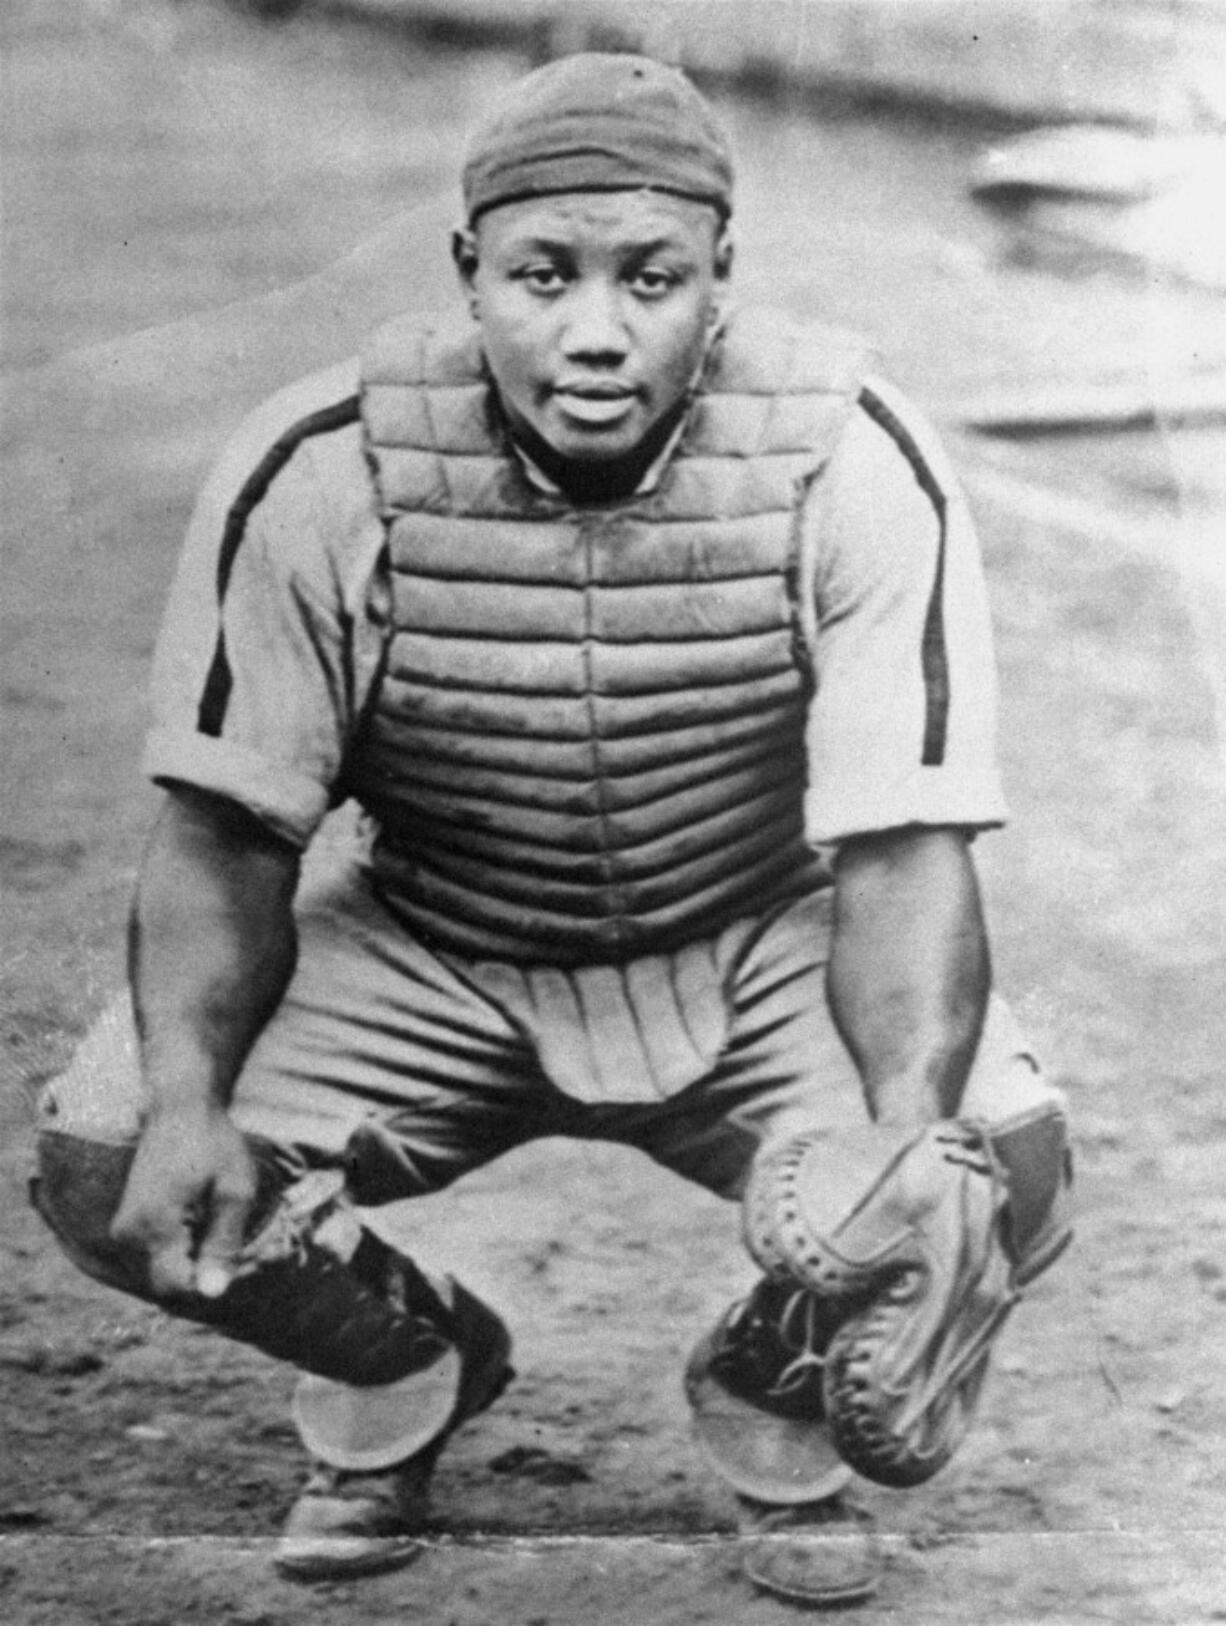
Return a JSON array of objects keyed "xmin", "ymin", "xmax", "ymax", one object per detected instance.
[{"xmin": 743, "ymin": 1106, "xmax": 1071, "ymax": 1487}]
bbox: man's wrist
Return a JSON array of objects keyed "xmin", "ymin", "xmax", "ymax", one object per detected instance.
[
  {"xmin": 868, "ymin": 1072, "xmax": 960, "ymax": 1128},
  {"xmin": 141, "ymin": 1077, "xmax": 235, "ymax": 1125}
]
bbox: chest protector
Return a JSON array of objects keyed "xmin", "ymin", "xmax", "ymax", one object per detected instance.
[{"xmin": 350, "ymin": 308, "xmax": 865, "ymax": 964}]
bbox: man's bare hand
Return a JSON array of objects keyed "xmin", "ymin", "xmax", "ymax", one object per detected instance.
[{"xmin": 111, "ymin": 1107, "xmax": 258, "ymax": 1300}]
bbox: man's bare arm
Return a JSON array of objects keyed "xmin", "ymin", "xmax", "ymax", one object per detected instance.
[
  {"xmin": 828, "ymin": 827, "xmax": 990, "ymax": 1127},
  {"xmin": 111, "ymin": 786, "xmax": 301, "ymax": 1298}
]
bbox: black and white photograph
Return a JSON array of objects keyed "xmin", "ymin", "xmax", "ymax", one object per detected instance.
[{"xmin": 2, "ymin": 1, "xmax": 1224, "ymax": 1619}]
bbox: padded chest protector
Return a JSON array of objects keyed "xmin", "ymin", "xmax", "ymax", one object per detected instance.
[{"xmin": 351, "ymin": 309, "xmax": 865, "ymax": 963}]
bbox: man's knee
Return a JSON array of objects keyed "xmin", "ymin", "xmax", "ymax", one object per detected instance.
[
  {"xmin": 29, "ymin": 998, "xmax": 150, "ymax": 1290},
  {"xmin": 30, "ymin": 1110, "xmax": 477, "ymax": 1392},
  {"xmin": 31, "ymin": 1125, "xmax": 144, "ymax": 1293},
  {"xmin": 29, "ymin": 1002, "xmax": 488, "ymax": 1390}
]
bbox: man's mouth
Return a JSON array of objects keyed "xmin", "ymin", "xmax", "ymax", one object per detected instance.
[{"xmin": 552, "ymin": 384, "xmax": 639, "ymax": 426}]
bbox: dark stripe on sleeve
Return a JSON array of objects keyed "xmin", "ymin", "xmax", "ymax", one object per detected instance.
[
  {"xmin": 857, "ymin": 386, "xmax": 950, "ymax": 766},
  {"xmin": 196, "ymin": 395, "xmax": 361, "ymax": 737}
]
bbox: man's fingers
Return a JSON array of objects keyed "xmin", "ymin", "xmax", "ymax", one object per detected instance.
[
  {"xmin": 109, "ymin": 1121, "xmax": 257, "ymax": 1299},
  {"xmin": 112, "ymin": 1195, "xmax": 194, "ymax": 1295},
  {"xmin": 195, "ymin": 1260, "xmax": 232, "ymax": 1300},
  {"xmin": 194, "ymin": 1175, "xmax": 254, "ymax": 1299},
  {"xmin": 146, "ymin": 1231, "xmax": 198, "ymax": 1299}
]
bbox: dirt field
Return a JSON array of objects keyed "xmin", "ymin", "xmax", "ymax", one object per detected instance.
[{"xmin": 3, "ymin": 2, "xmax": 1226, "ymax": 1620}]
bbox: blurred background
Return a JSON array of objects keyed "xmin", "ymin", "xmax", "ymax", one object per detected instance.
[{"xmin": 2, "ymin": 3, "xmax": 1225, "ymax": 1621}]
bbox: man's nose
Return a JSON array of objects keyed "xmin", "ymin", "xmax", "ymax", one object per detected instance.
[{"xmin": 560, "ymin": 280, "xmax": 629, "ymax": 361}]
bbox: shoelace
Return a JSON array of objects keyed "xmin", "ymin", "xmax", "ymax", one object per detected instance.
[
  {"xmin": 768, "ymin": 1288, "xmax": 831, "ymax": 1399},
  {"xmin": 896, "ymin": 1123, "xmax": 1021, "ymax": 1431},
  {"xmin": 720, "ymin": 1286, "xmax": 830, "ymax": 1400}
]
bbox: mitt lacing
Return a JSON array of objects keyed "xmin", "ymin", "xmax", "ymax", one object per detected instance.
[
  {"xmin": 895, "ymin": 1122, "xmax": 1021, "ymax": 1430},
  {"xmin": 933, "ymin": 1121, "xmax": 1000, "ymax": 1182}
]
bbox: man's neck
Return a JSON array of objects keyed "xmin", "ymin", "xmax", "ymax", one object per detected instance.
[{"xmin": 505, "ymin": 393, "xmax": 691, "ymax": 505}]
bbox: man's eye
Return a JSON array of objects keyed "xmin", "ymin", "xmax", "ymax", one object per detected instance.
[
  {"xmin": 518, "ymin": 265, "xmax": 567, "ymax": 293},
  {"xmin": 630, "ymin": 268, "xmax": 678, "ymax": 298}
]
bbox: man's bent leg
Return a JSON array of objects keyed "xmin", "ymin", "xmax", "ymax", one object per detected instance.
[
  {"xmin": 30, "ymin": 989, "xmax": 516, "ymax": 1579},
  {"xmin": 29, "ymin": 841, "xmax": 544, "ymax": 1578},
  {"xmin": 641, "ymin": 895, "xmax": 1068, "ymax": 1604},
  {"xmin": 30, "ymin": 993, "xmax": 502, "ymax": 1391}
]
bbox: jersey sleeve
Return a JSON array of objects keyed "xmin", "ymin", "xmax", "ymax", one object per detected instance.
[
  {"xmin": 801, "ymin": 375, "xmax": 1008, "ymax": 845},
  {"xmin": 141, "ymin": 364, "xmax": 388, "ymax": 848}
]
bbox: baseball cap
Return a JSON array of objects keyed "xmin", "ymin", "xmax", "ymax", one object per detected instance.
[{"xmin": 461, "ymin": 53, "xmax": 734, "ymax": 224}]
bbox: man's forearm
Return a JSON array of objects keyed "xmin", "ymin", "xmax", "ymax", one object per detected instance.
[
  {"xmin": 129, "ymin": 787, "xmax": 301, "ymax": 1115},
  {"xmin": 827, "ymin": 827, "xmax": 990, "ymax": 1125}
]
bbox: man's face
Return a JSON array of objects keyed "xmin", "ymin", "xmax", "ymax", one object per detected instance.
[{"xmin": 454, "ymin": 191, "xmax": 732, "ymax": 463}]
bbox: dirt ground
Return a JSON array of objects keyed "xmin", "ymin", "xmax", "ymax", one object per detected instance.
[{"xmin": 3, "ymin": 2, "xmax": 1226, "ymax": 1621}]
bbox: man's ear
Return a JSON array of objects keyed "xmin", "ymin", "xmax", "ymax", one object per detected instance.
[
  {"xmin": 451, "ymin": 226, "xmax": 480, "ymax": 316},
  {"xmin": 709, "ymin": 223, "xmax": 734, "ymax": 325}
]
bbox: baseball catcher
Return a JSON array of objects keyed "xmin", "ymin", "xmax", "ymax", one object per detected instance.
[{"xmin": 32, "ymin": 51, "xmax": 1071, "ymax": 1611}]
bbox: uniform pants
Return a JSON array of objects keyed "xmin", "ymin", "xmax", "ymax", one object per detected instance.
[{"xmin": 33, "ymin": 854, "xmax": 1058, "ymax": 1466}]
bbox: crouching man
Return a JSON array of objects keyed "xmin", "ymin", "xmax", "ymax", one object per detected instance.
[{"xmin": 33, "ymin": 53, "xmax": 1070, "ymax": 1608}]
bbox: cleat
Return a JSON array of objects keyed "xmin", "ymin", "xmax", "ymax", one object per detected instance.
[
  {"xmin": 274, "ymin": 1456, "xmax": 434, "ymax": 1581},
  {"xmin": 737, "ymin": 1491, "xmax": 882, "ymax": 1608}
]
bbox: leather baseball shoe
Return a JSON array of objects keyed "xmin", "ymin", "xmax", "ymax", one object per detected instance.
[{"xmin": 737, "ymin": 1491, "xmax": 882, "ymax": 1608}]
